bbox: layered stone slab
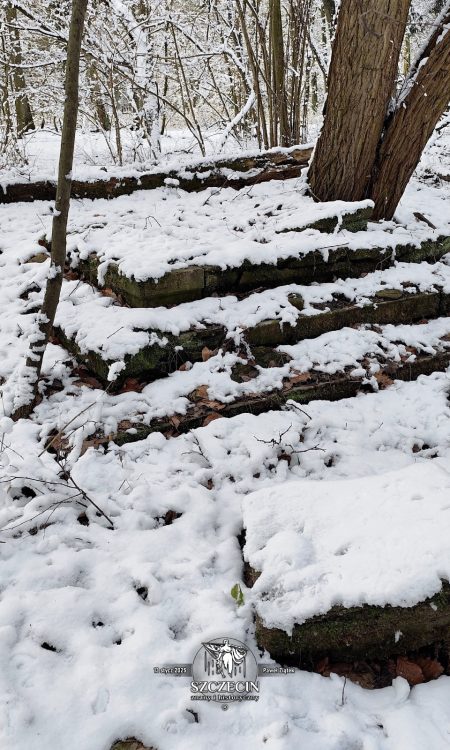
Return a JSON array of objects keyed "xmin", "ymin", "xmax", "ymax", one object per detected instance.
[
  {"xmin": 56, "ymin": 286, "xmax": 449, "ymax": 387},
  {"xmin": 242, "ymin": 463, "xmax": 450, "ymax": 674},
  {"xmin": 0, "ymin": 145, "xmax": 312, "ymax": 203},
  {"xmin": 73, "ymin": 234, "xmax": 450, "ymax": 308}
]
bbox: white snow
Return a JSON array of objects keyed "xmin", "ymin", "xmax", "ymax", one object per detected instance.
[
  {"xmin": 0, "ymin": 372, "xmax": 449, "ymax": 749},
  {"xmin": 0, "ymin": 128, "xmax": 449, "ymax": 750},
  {"xmin": 243, "ymin": 463, "xmax": 450, "ymax": 632}
]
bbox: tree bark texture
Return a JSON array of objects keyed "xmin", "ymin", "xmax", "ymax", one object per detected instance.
[
  {"xmin": 12, "ymin": 0, "xmax": 88, "ymax": 420},
  {"xmin": 6, "ymin": 1, "xmax": 35, "ymax": 135},
  {"xmin": 308, "ymin": 0, "xmax": 411, "ymax": 202},
  {"xmin": 370, "ymin": 7, "xmax": 450, "ymax": 219},
  {"xmin": 270, "ymin": 0, "xmax": 290, "ymax": 146}
]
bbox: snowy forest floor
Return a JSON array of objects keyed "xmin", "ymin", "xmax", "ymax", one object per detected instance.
[{"xmin": 0, "ymin": 128, "xmax": 449, "ymax": 750}]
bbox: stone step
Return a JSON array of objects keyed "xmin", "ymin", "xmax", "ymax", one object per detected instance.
[
  {"xmin": 73, "ymin": 234, "xmax": 450, "ymax": 308},
  {"xmin": 0, "ymin": 145, "xmax": 313, "ymax": 203},
  {"xmin": 89, "ymin": 346, "xmax": 450, "ymax": 447},
  {"xmin": 254, "ymin": 584, "xmax": 450, "ymax": 684},
  {"xmin": 56, "ymin": 283, "xmax": 450, "ymax": 388},
  {"xmin": 242, "ymin": 464, "xmax": 450, "ymax": 686}
]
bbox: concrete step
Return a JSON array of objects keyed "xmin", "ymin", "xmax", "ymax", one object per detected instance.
[
  {"xmin": 72, "ymin": 233, "xmax": 449, "ymax": 308},
  {"xmin": 54, "ymin": 262, "xmax": 450, "ymax": 388}
]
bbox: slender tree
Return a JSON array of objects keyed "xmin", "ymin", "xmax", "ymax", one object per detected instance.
[
  {"xmin": 5, "ymin": 1, "xmax": 35, "ymax": 135},
  {"xmin": 12, "ymin": 0, "xmax": 88, "ymax": 420},
  {"xmin": 270, "ymin": 0, "xmax": 290, "ymax": 146}
]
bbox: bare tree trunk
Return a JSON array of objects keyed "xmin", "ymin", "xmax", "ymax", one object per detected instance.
[
  {"xmin": 308, "ymin": 0, "xmax": 411, "ymax": 202},
  {"xmin": 0, "ymin": 30, "xmax": 13, "ymax": 145},
  {"xmin": 270, "ymin": 0, "xmax": 290, "ymax": 146},
  {"xmin": 322, "ymin": 0, "xmax": 336, "ymax": 29},
  {"xmin": 87, "ymin": 62, "xmax": 110, "ymax": 131},
  {"xmin": 6, "ymin": 1, "xmax": 35, "ymax": 136},
  {"xmin": 12, "ymin": 0, "xmax": 88, "ymax": 421},
  {"xmin": 370, "ymin": 6, "xmax": 450, "ymax": 219}
]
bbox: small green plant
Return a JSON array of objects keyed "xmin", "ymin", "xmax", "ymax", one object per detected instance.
[{"xmin": 231, "ymin": 583, "xmax": 245, "ymax": 607}]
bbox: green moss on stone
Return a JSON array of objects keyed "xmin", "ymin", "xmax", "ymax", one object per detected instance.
[
  {"xmin": 74, "ymin": 234, "xmax": 450, "ymax": 308},
  {"xmin": 246, "ymin": 291, "xmax": 443, "ymax": 348},
  {"xmin": 255, "ymin": 581, "xmax": 450, "ymax": 665}
]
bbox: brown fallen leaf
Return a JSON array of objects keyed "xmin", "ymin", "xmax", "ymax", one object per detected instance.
[
  {"xmin": 118, "ymin": 378, "xmax": 144, "ymax": 393},
  {"xmin": 100, "ymin": 287, "xmax": 117, "ymax": 298},
  {"xmin": 80, "ymin": 434, "xmax": 113, "ymax": 456},
  {"xmin": 24, "ymin": 252, "xmax": 49, "ymax": 264},
  {"xmin": 73, "ymin": 375, "xmax": 104, "ymax": 390},
  {"xmin": 188, "ymin": 385, "xmax": 209, "ymax": 401},
  {"xmin": 203, "ymin": 399, "xmax": 226, "ymax": 411},
  {"xmin": 202, "ymin": 346, "xmax": 218, "ymax": 361},
  {"xmin": 290, "ymin": 371, "xmax": 312, "ymax": 384},
  {"xmin": 315, "ymin": 656, "xmax": 329, "ymax": 675},
  {"xmin": 374, "ymin": 371, "xmax": 394, "ymax": 388},
  {"xmin": 203, "ymin": 412, "xmax": 222, "ymax": 426},
  {"xmin": 416, "ymin": 656, "xmax": 444, "ymax": 681},
  {"xmin": 117, "ymin": 420, "xmax": 134, "ymax": 431},
  {"xmin": 396, "ymin": 657, "xmax": 424, "ymax": 686}
]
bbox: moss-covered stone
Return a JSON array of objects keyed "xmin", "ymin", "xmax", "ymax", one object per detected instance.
[
  {"xmin": 73, "ymin": 235, "xmax": 450, "ymax": 308},
  {"xmin": 104, "ymin": 264, "xmax": 206, "ymax": 308},
  {"xmin": 58, "ymin": 287, "xmax": 448, "ymax": 388},
  {"xmin": 0, "ymin": 145, "xmax": 312, "ymax": 204},
  {"xmin": 246, "ymin": 290, "xmax": 445, "ymax": 347},
  {"xmin": 110, "ymin": 740, "xmax": 156, "ymax": 750},
  {"xmin": 287, "ymin": 293, "xmax": 304, "ymax": 311},
  {"xmin": 106, "ymin": 349, "xmax": 449, "ymax": 446},
  {"xmin": 277, "ymin": 205, "xmax": 372, "ymax": 234},
  {"xmin": 374, "ymin": 288, "xmax": 404, "ymax": 300},
  {"xmin": 255, "ymin": 581, "xmax": 450, "ymax": 666},
  {"xmin": 56, "ymin": 323, "xmax": 225, "ymax": 388}
]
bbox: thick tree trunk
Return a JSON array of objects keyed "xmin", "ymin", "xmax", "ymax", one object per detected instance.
[
  {"xmin": 12, "ymin": 0, "xmax": 88, "ymax": 421},
  {"xmin": 6, "ymin": 2, "xmax": 35, "ymax": 136},
  {"xmin": 370, "ymin": 7, "xmax": 450, "ymax": 219},
  {"xmin": 308, "ymin": 0, "xmax": 411, "ymax": 202}
]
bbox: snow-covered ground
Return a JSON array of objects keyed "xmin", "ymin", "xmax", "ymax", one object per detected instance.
[
  {"xmin": 0, "ymin": 129, "xmax": 449, "ymax": 750},
  {"xmin": 0, "ymin": 128, "xmax": 271, "ymax": 186},
  {"xmin": 244, "ymin": 462, "xmax": 450, "ymax": 630},
  {"xmin": 1, "ymin": 373, "xmax": 450, "ymax": 750}
]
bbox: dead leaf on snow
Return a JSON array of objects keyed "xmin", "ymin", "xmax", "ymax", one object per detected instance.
[
  {"xmin": 374, "ymin": 371, "xmax": 394, "ymax": 388},
  {"xmin": 289, "ymin": 371, "xmax": 312, "ymax": 384},
  {"xmin": 188, "ymin": 385, "xmax": 209, "ymax": 401},
  {"xmin": 203, "ymin": 412, "xmax": 222, "ymax": 426},
  {"xmin": 396, "ymin": 657, "xmax": 424, "ymax": 686},
  {"xmin": 202, "ymin": 346, "xmax": 218, "ymax": 361},
  {"xmin": 118, "ymin": 378, "xmax": 144, "ymax": 393},
  {"xmin": 73, "ymin": 375, "xmax": 104, "ymax": 390}
]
